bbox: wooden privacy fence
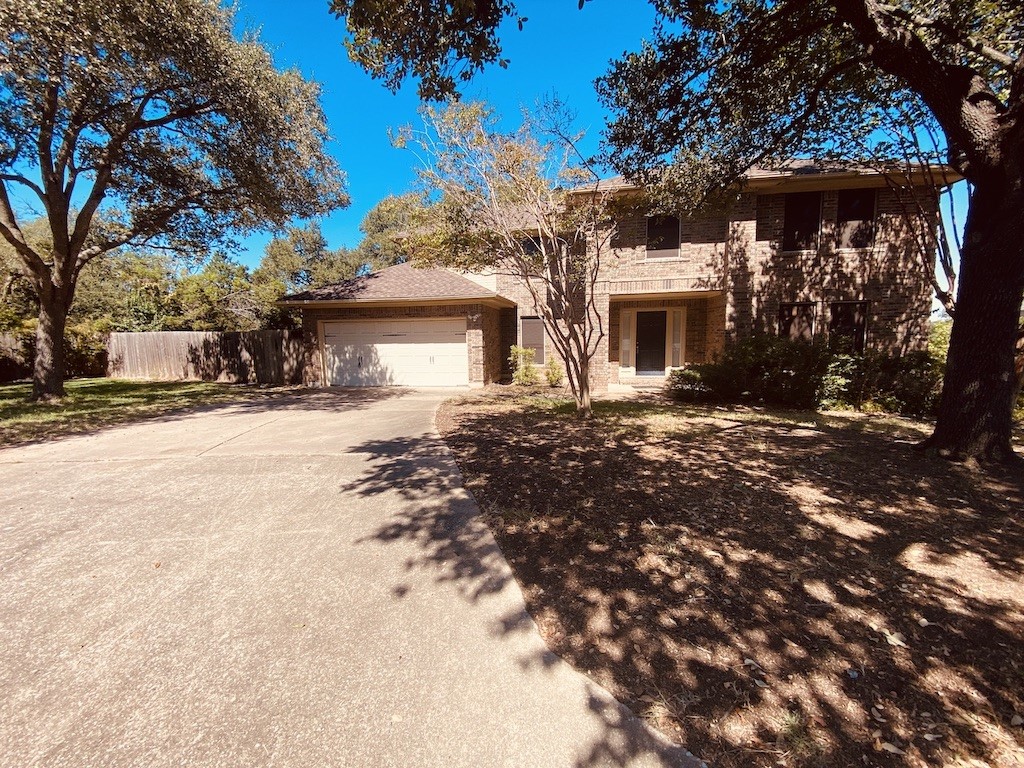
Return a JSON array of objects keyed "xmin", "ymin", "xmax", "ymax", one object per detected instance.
[{"xmin": 107, "ymin": 330, "xmax": 304, "ymax": 384}]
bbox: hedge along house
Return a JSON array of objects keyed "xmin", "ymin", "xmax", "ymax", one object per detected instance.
[{"xmin": 281, "ymin": 162, "xmax": 957, "ymax": 391}]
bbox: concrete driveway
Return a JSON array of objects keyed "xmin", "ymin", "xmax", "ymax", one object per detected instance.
[{"xmin": 0, "ymin": 389, "xmax": 700, "ymax": 768}]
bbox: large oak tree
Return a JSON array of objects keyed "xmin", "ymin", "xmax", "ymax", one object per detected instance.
[
  {"xmin": 0, "ymin": 0, "xmax": 348, "ymax": 399},
  {"xmin": 333, "ymin": 0, "xmax": 1023, "ymax": 462}
]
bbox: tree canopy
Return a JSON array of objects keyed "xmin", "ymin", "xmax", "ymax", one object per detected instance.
[
  {"xmin": 396, "ymin": 100, "xmax": 617, "ymax": 414},
  {"xmin": 0, "ymin": 0, "xmax": 348, "ymax": 396}
]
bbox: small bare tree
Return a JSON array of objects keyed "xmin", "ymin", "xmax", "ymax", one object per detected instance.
[{"xmin": 396, "ymin": 101, "xmax": 616, "ymax": 415}]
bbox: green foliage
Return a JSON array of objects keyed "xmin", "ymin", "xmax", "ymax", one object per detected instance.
[
  {"xmin": 668, "ymin": 335, "xmax": 945, "ymax": 416},
  {"xmin": 0, "ymin": 0, "xmax": 348, "ymax": 393},
  {"xmin": 509, "ymin": 345, "xmax": 540, "ymax": 386},
  {"xmin": 331, "ymin": 0, "xmax": 518, "ymax": 101},
  {"xmin": 167, "ymin": 252, "xmax": 259, "ymax": 332},
  {"xmin": 355, "ymin": 193, "xmax": 420, "ymax": 268},
  {"xmin": 544, "ymin": 357, "xmax": 564, "ymax": 388}
]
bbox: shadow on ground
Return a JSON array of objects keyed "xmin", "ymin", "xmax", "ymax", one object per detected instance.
[
  {"xmin": 342, "ymin": 430, "xmax": 703, "ymax": 767},
  {"xmin": 0, "ymin": 383, "xmax": 405, "ymax": 450},
  {"xmin": 434, "ymin": 395, "xmax": 1024, "ymax": 768}
]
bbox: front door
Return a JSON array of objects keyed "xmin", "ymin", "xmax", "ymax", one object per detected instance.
[{"xmin": 635, "ymin": 311, "xmax": 666, "ymax": 373}]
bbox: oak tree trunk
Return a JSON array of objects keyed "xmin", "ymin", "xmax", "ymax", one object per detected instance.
[
  {"xmin": 32, "ymin": 289, "xmax": 70, "ymax": 401},
  {"xmin": 923, "ymin": 180, "xmax": 1024, "ymax": 462}
]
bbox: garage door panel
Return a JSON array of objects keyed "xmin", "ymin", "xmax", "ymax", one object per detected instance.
[{"xmin": 323, "ymin": 319, "xmax": 468, "ymax": 387}]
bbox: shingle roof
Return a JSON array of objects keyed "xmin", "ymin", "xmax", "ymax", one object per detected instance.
[
  {"xmin": 587, "ymin": 160, "xmax": 961, "ymax": 192},
  {"xmin": 278, "ymin": 262, "xmax": 511, "ymax": 305}
]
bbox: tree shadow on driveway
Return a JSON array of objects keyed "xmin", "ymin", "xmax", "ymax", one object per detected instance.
[{"xmin": 341, "ymin": 431, "xmax": 704, "ymax": 767}]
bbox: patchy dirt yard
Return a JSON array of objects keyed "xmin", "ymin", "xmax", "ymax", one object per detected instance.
[{"xmin": 436, "ymin": 392, "xmax": 1024, "ymax": 768}]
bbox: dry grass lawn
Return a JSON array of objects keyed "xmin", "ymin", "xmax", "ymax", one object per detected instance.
[{"xmin": 437, "ymin": 391, "xmax": 1024, "ymax": 768}]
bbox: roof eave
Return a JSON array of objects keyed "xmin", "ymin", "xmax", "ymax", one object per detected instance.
[{"xmin": 276, "ymin": 295, "xmax": 516, "ymax": 310}]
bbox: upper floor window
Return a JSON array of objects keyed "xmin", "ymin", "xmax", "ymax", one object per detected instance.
[
  {"xmin": 778, "ymin": 302, "xmax": 816, "ymax": 342},
  {"xmin": 782, "ymin": 191, "xmax": 821, "ymax": 251},
  {"xmin": 521, "ymin": 316, "xmax": 546, "ymax": 364},
  {"xmin": 836, "ymin": 189, "xmax": 876, "ymax": 249},
  {"xmin": 646, "ymin": 215, "xmax": 680, "ymax": 259},
  {"xmin": 829, "ymin": 301, "xmax": 868, "ymax": 353}
]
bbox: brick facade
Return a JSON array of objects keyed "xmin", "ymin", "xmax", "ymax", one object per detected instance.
[
  {"xmin": 491, "ymin": 183, "xmax": 933, "ymax": 392},
  {"xmin": 297, "ymin": 179, "xmax": 936, "ymax": 393}
]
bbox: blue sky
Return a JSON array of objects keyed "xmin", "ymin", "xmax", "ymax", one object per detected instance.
[{"xmin": 232, "ymin": 0, "xmax": 658, "ymax": 268}]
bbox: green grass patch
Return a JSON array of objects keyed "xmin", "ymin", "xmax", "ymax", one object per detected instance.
[{"xmin": 0, "ymin": 378, "xmax": 284, "ymax": 446}]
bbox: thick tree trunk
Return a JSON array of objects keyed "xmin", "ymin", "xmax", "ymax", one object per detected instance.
[
  {"xmin": 922, "ymin": 181, "xmax": 1024, "ymax": 462},
  {"xmin": 32, "ymin": 292, "xmax": 70, "ymax": 401}
]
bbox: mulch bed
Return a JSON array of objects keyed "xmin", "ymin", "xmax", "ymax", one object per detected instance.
[{"xmin": 436, "ymin": 391, "xmax": 1024, "ymax": 768}]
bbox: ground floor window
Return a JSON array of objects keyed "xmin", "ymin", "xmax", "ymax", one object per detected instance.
[
  {"xmin": 520, "ymin": 316, "xmax": 545, "ymax": 364},
  {"xmin": 828, "ymin": 301, "xmax": 868, "ymax": 353},
  {"xmin": 778, "ymin": 302, "xmax": 816, "ymax": 341}
]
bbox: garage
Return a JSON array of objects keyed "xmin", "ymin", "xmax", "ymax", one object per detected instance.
[{"xmin": 322, "ymin": 318, "xmax": 469, "ymax": 387}]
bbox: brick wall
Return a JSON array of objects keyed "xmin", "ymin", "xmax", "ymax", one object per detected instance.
[{"xmin": 726, "ymin": 188, "xmax": 934, "ymax": 353}]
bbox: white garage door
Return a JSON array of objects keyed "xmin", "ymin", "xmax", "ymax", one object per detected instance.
[{"xmin": 322, "ymin": 318, "xmax": 469, "ymax": 387}]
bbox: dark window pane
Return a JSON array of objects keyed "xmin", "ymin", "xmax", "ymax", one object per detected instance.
[
  {"xmin": 836, "ymin": 189, "xmax": 876, "ymax": 249},
  {"xmin": 646, "ymin": 215, "xmax": 679, "ymax": 259},
  {"xmin": 778, "ymin": 303, "xmax": 815, "ymax": 341},
  {"xmin": 829, "ymin": 301, "xmax": 868, "ymax": 353},
  {"xmin": 521, "ymin": 317, "xmax": 545, "ymax": 364},
  {"xmin": 782, "ymin": 192, "xmax": 821, "ymax": 251},
  {"xmin": 521, "ymin": 236, "xmax": 542, "ymax": 255}
]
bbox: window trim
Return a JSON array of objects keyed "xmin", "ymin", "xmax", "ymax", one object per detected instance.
[
  {"xmin": 827, "ymin": 300, "xmax": 869, "ymax": 353},
  {"xmin": 781, "ymin": 191, "xmax": 823, "ymax": 253},
  {"xmin": 645, "ymin": 215, "xmax": 681, "ymax": 260},
  {"xmin": 778, "ymin": 301, "xmax": 817, "ymax": 341},
  {"xmin": 520, "ymin": 316, "xmax": 546, "ymax": 365},
  {"xmin": 835, "ymin": 188, "xmax": 877, "ymax": 250}
]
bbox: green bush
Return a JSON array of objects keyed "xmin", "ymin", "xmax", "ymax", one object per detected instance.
[
  {"xmin": 667, "ymin": 334, "xmax": 945, "ymax": 417},
  {"xmin": 509, "ymin": 345, "xmax": 540, "ymax": 386},
  {"xmin": 544, "ymin": 357, "xmax": 564, "ymax": 387}
]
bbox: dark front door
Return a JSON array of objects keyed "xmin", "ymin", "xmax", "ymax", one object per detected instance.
[{"xmin": 635, "ymin": 311, "xmax": 666, "ymax": 373}]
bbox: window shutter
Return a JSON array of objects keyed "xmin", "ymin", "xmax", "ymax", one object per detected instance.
[
  {"xmin": 671, "ymin": 310, "xmax": 683, "ymax": 367},
  {"xmin": 620, "ymin": 311, "xmax": 633, "ymax": 368}
]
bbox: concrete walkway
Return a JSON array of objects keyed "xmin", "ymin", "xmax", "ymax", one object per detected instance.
[{"xmin": 0, "ymin": 389, "xmax": 701, "ymax": 768}]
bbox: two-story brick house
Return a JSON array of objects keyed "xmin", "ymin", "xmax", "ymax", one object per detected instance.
[{"xmin": 280, "ymin": 163, "xmax": 951, "ymax": 392}]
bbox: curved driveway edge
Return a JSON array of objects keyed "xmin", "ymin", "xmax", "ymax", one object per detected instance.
[{"xmin": 0, "ymin": 388, "xmax": 703, "ymax": 767}]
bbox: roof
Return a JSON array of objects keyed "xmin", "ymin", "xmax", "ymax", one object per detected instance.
[
  {"xmin": 277, "ymin": 262, "xmax": 514, "ymax": 307},
  {"xmin": 585, "ymin": 160, "xmax": 963, "ymax": 194}
]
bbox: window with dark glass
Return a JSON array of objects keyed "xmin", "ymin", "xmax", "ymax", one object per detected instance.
[
  {"xmin": 778, "ymin": 303, "xmax": 816, "ymax": 341},
  {"xmin": 521, "ymin": 317, "xmax": 545, "ymax": 364},
  {"xmin": 520, "ymin": 236, "xmax": 542, "ymax": 255},
  {"xmin": 646, "ymin": 215, "xmax": 680, "ymax": 259},
  {"xmin": 782, "ymin": 192, "xmax": 822, "ymax": 251},
  {"xmin": 829, "ymin": 301, "xmax": 868, "ymax": 353},
  {"xmin": 836, "ymin": 189, "xmax": 876, "ymax": 249}
]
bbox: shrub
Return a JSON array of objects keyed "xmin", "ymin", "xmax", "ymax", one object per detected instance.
[
  {"xmin": 666, "ymin": 367, "xmax": 712, "ymax": 403},
  {"xmin": 667, "ymin": 334, "xmax": 946, "ymax": 417},
  {"xmin": 509, "ymin": 345, "xmax": 540, "ymax": 386},
  {"xmin": 544, "ymin": 357, "xmax": 564, "ymax": 387}
]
